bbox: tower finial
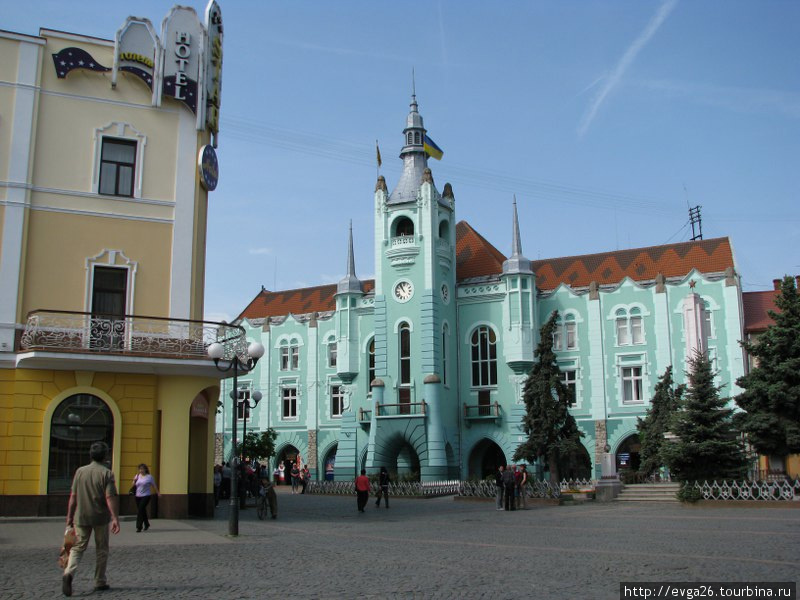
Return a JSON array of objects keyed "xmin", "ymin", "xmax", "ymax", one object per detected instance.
[
  {"xmin": 410, "ymin": 67, "xmax": 418, "ymax": 112},
  {"xmin": 337, "ymin": 220, "xmax": 362, "ymax": 294},
  {"xmin": 502, "ymin": 195, "xmax": 533, "ymax": 275},
  {"xmin": 511, "ymin": 194, "xmax": 522, "ymax": 257}
]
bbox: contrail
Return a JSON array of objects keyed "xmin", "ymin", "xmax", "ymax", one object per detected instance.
[{"xmin": 577, "ymin": 0, "xmax": 679, "ymax": 137}]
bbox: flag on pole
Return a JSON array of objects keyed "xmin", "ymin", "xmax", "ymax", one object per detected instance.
[
  {"xmin": 423, "ymin": 135, "xmax": 443, "ymax": 160},
  {"xmin": 376, "ymin": 140, "xmax": 382, "ymax": 168}
]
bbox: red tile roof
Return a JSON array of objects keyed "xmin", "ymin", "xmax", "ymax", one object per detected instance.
[
  {"xmin": 455, "ymin": 221, "xmax": 507, "ymax": 280},
  {"xmin": 237, "ymin": 226, "xmax": 736, "ymax": 322},
  {"xmin": 238, "ymin": 281, "xmax": 375, "ymax": 322},
  {"xmin": 530, "ymin": 237, "xmax": 734, "ymax": 290},
  {"xmin": 742, "ymin": 290, "xmax": 778, "ymax": 334}
]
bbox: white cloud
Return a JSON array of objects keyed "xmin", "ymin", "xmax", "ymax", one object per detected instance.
[
  {"xmin": 248, "ymin": 247, "xmax": 273, "ymax": 255},
  {"xmin": 578, "ymin": 0, "xmax": 679, "ymax": 137}
]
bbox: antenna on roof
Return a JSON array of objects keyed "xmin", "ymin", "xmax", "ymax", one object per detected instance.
[{"xmin": 689, "ymin": 205, "xmax": 703, "ymax": 241}]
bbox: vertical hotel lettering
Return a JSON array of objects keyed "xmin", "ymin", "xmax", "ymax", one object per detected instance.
[{"xmin": 173, "ymin": 31, "xmax": 190, "ymax": 101}]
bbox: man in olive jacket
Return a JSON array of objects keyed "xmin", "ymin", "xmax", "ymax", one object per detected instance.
[{"xmin": 63, "ymin": 441, "xmax": 120, "ymax": 596}]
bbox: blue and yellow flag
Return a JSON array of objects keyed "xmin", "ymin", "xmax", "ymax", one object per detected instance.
[{"xmin": 423, "ymin": 135, "xmax": 443, "ymax": 160}]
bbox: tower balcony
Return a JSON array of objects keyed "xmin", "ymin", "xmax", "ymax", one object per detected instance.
[
  {"xmin": 16, "ymin": 310, "xmax": 246, "ymax": 376},
  {"xmin": 386, "ymin": 235, "xmax": 420, "ymax": 267},
  {"xmin": 463, "ymin": 401, "xmax": 502, "ymax": 427}
]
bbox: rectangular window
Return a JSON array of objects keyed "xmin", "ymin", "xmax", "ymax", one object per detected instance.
[
  {"xmin": 616, "ymin": 318, "xmax": 630, "ymax": 346},
  {"xmin": 282, "ymin": 387, "xmax": 297, "ymax": 419},
  {"xmin": 398, "ymin": 387, "xmax": 411, "ymax": 415},
  {"xmin": 565, "ymin": 322, "xmax": 577, "ymax": 349},
  {"xmin": 290, "ymin": 346, "xmax": 299, "ymax": 370},
  {"xmin": 621, "ymin": 367, "xmax": 644, "ymax": 404},
  {"xmin": 561, "ymin": 370, "xmax": 577, "ymax": 406},
  {"xmin": 236, "ymin": 386, "xmax": 251, "ymax": 420},
  {"xmin": 280, "ymin": 347, "xmax": 289, "ymax": 371},
  {"xmin": 331, "ymin": 385, "xmax": 344, "ymax": 418},
  {"xmin": 99, "ymin": 138, "xmax": 136, "ymax": 197},
  {"xmin": 328, "ymin": 343, "xmax": 337, "ymax": 368},
  {"xmin": 631, "ymin": 316, "xmax": 644, "ymax": 345},
  {"xmin": 478, "ymin": 389, "xmax": 491, "ymax": 416},
  {"xmin": 552, "ymin": 328, "xmax": 563, "ymax": 351}
]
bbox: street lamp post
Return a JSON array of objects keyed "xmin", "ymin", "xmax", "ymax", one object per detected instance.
[
  {"xmin": 208, "ymin": 340, "xmax": 265, "ymax": 536},
  {"xmin": 233, "ymin": 387, "xmax": 262, "ymax": 509}
]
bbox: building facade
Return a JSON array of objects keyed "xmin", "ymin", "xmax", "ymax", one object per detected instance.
[
  {"xmin": 0, "ymin": 5, "xmax": 237, "ymax": 517},
  {"xmin": 220, "ymin": 97, "xmax": 751, "ymax": 483}
]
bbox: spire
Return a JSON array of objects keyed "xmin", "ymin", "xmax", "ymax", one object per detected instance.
[
  {"xmin": 337, "ymin": 221, "xmax": 362, "ymax": 294},
  {"xmin": 502, "ymin": 196, "xmax": 533, "ymax": 275},
  {"xmin": 388, "ymin": 79, "xmax": 431, "ymax": 205}
]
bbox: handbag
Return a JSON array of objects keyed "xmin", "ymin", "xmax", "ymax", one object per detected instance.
[
  {"xmin": 58, "ymin": 526, "xmax": 77, "ymax": 569},
  {"xmin": 129, "ymin": 475, "xmax": 138, "ymax": 496}
]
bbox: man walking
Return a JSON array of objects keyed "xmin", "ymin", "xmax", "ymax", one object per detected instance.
[
  {"xmin": 495, "ymin": 465, "xmax": 505, "ymax": 510},
  {"xmin": 375, "ymin": 466, "xmax": 390, "ymax": 508},
  {"xmin": 503, "ymin": 463, "xmax": 516, "ymax": 511},
  {"xmin": 355, "ymin": 469, "xmax": 370, "ymax": 512},
  {"xmin": 63, "ymin": 441, "xmax": 120, "ymax": 596}
]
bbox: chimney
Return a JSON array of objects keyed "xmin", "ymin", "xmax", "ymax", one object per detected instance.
[{"xmin": 773, "ymin": 279, "xmax": 781, "ymax": 291}]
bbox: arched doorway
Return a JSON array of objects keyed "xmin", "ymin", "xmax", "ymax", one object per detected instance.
[
  {"xmin": 467, "ymin": 439, "xmax": 506, "ymax": 480},
  {"xmin": 557, "ymin": 443, "xmax": 593, "ymax": 480},
  {"xmin": 48, "ymin": 394, "xmax": 114, "ymax": 494},
  {"xmin": 616, "ymin": 434, "xmax": 641, "ymax": 474},
  {"xmin": 277, "ymin": 445, "xmax": 299, "ymax": 486},
  {"xmin": 323, "ymin": 444, "xmax": 337, "ymax": 481},
  {"xmin": 187, "ymin": 392, "xmax": 211, "ymax": 517},
  {"xmin": 395, "ymin": 442, "xmax": 420, "ymax": 480}
]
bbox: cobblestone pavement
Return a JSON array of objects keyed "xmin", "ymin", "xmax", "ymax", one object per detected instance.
[{"xmin": 1, "ymin": 492, "xmax": 798, "ymax": 599}]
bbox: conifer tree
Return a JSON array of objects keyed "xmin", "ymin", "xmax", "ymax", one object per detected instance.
[
  {"xmin": 736, "ymin": 275, "xmax": 800, "ymax": 468},
  {"xmin": 663, "ymin": 351, "xmax": 747, "ymax": 482},
  {"xmin": 637, "ymin": 366, "xmax": 684, "ymax": 478},
  {"xmin": 514, "ymin": 311, "xmax": 583, "ymax": 485}
]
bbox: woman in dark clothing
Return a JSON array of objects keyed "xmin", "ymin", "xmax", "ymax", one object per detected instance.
[{"xmin": 375, "ymin": 466, "xmax": 390, "ymax": 508}]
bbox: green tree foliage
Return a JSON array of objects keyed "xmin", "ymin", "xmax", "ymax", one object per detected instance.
[
  {"xmin": 736, "ymin": 275, "xmax": 800, "ymax": 462},
  {"xmin": 236, "ymin": 429, "xmax": 277, "ymax": 462},
  {"xmin": 663, "ymin": 351, "xmax": 747, "ymax": 482},
  {"xmin": 514, "ymin": 311, "xmax": 584, "ymax": 485},
  {"xmin": 637, "ymin": 366, "xmax": 684, "ymax": 477}
]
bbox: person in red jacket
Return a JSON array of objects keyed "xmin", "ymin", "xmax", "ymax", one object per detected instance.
[{"xmin": 355, "ymin": 469, "xmax": 370, "ymax": 512}]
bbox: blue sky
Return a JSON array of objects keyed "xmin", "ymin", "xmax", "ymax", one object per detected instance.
[{"xmin": 5, "ymin": 1, "xmax": 799, "ymax": 322}]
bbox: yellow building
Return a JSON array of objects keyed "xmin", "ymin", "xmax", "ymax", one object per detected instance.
[{"xmin": 0, "ymin": 4, "xmax": 238, "ymax": 517}]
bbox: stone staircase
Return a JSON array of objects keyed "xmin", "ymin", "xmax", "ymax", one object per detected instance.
[{"xmin": 616, "ymin": 482, "xmax": 680, "ymax": 503}]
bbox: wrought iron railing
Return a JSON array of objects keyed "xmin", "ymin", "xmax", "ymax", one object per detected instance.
[
  {"xmin": 464, "ymin": 402, "xmax": 500, "ymax": 418},
  {"xmin": 19, "ymin": 310, "xmax": 246, "ymax": 360},
  {"xmin": 358, "ymin": 408, "xmax": 372, "ymax": 422},
  {"xmin": 306, "ymin": 480, "xmax": 460, "ymax": 497},
  {"xmin": 688, "ymin": 478, "xmax": 800, "ymax": 501},
  {"xmin": 458, "ymin": 479, "xmax": 562, "ymax": 499},
  {"xmin": 375, "ymin": 401, "xmax": 427, "ymax": 417}
]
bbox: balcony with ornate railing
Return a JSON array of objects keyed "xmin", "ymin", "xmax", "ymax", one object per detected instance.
[
  {"xmin": 386, "ymin": 235, "xmax": 420, "ymax": 267},
  {"xmin": 18, "ymin": 310, "xmax": 246, "ymax": 361},
  {"xmin": 375, "ymin": 401, "xmax": 427, "ymax": 418},
  {"xmin": 463, "ymin": 401, "xmax": 501, "ymax": 426}
]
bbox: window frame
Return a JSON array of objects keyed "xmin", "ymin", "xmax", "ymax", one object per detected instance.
[
  {"xmin": 621, "ymin": 366, "xmax": 644, "ymax": 404},
  {"xmin": 92, "ymin": 122, "xmax": 146, "ymax": 199},
  {"xmin": 470, "ymin": 326, "xmax": 498, "ymax": 388},
  {"xmin": 98, "ymin": 137, "xmax": 137, "ymax": 197},
  {"xmin": 330, "ymin": 384, "xmax": 344, "ymax": 418},
  {"xmin": 281, "ymin": 387, "xmax": 298, "ymax": 420}
]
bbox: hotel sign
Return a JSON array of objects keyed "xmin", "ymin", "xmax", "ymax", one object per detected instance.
[
  {"xmin": 161, "ymin": 6, "xmax": 204, "ymax": 115},
  {"xmin": 112, "ymin": 17, "xmax": 160, "ymax": 104}
]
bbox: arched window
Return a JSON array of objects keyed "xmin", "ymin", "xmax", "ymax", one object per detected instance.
[
  {"xmin": 280, "ymin": 339, "xmax": 300, "ymax": 370},
  {"xmin": 394, "ymin": 217, "xmax": 414, "ymax": 237},
  {"xmin": 399, "ymin": 323, "xmax": 411, "ymax": 412},
  {"xmin": 615, "ymin": 307, "xmax": 644, "ymax": 346},
  {"xmin": 471, "ymin": 326, "xmax": 497, "ymax": 387},
  {"xmin": 414, "ymin": 131, "xmax": 421, "ymax": 144},
  {"xmin": 553, "ymin": 313, "xmax": 578, "ymax": 351},
  {"xmin": 442, "ymin": 323, "xmax": 449, "ymax": 386},
  {"xmin": 438, "ymin": 220, "xmax": 449, "ymax": 240},
  {"xmin": 702, "ymin": 300, "xmax": 714, "ymax": 339},
  {"xmin": 407, "ymin": 132, "xmax": 413, "ymax": 145},
  {"xmin": 368, "ymin": 337, "xmax": 375, "ymax": 390},
  {"xmin": 327, "ymin": 338, "xmax": 337, "ymax": 368},
  {"xmin": 48, "ymin": 394, "xmax": 114, "ymax": 494}
]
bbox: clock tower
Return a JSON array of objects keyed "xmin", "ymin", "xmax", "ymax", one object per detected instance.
[{"xmin": 369, "ymin": 94, "xmax": 456, "ymax": 481}]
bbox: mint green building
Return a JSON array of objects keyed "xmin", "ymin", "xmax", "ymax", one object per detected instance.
[{"xmin": 217, "ymin": 97, "xmax": 745, "ymax": 482}]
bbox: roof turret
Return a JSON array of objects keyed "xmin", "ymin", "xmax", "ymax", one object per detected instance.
[
  {"xmin": 337, "ymin": 221, "xmax": 363, "ymax": 294},
  {"xmin": 502, "ymin": 196, "xmax": 533, "ymax": 275}
]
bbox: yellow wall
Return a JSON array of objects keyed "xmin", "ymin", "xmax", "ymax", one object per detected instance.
[{"xmin": 21, "ymin": 210, "xmax": 172, "ymax": 318}]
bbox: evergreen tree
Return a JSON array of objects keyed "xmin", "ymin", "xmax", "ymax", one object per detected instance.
[
  {"xmin": 514, "ymin": 311, "xmax": 583, "ymax": 485},
  {"xmin": 663, "ymin": 351, "xmax": 747, "ymax": 482},
  {"xmin": 736, "ymin": 275, "xmax": 800, "ymax": 467},
  {"xmin": 637, "ymin": 366, "xmax": 684, "ymax": 478}
]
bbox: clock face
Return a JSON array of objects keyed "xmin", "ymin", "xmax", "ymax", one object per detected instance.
[
  {"xmin": 394, "ymin": 280, "xmax": 414, "ymax": 302},
  {"xmin": 441, "ymin": 284, "xmax": 449, "ymax": 303}
]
